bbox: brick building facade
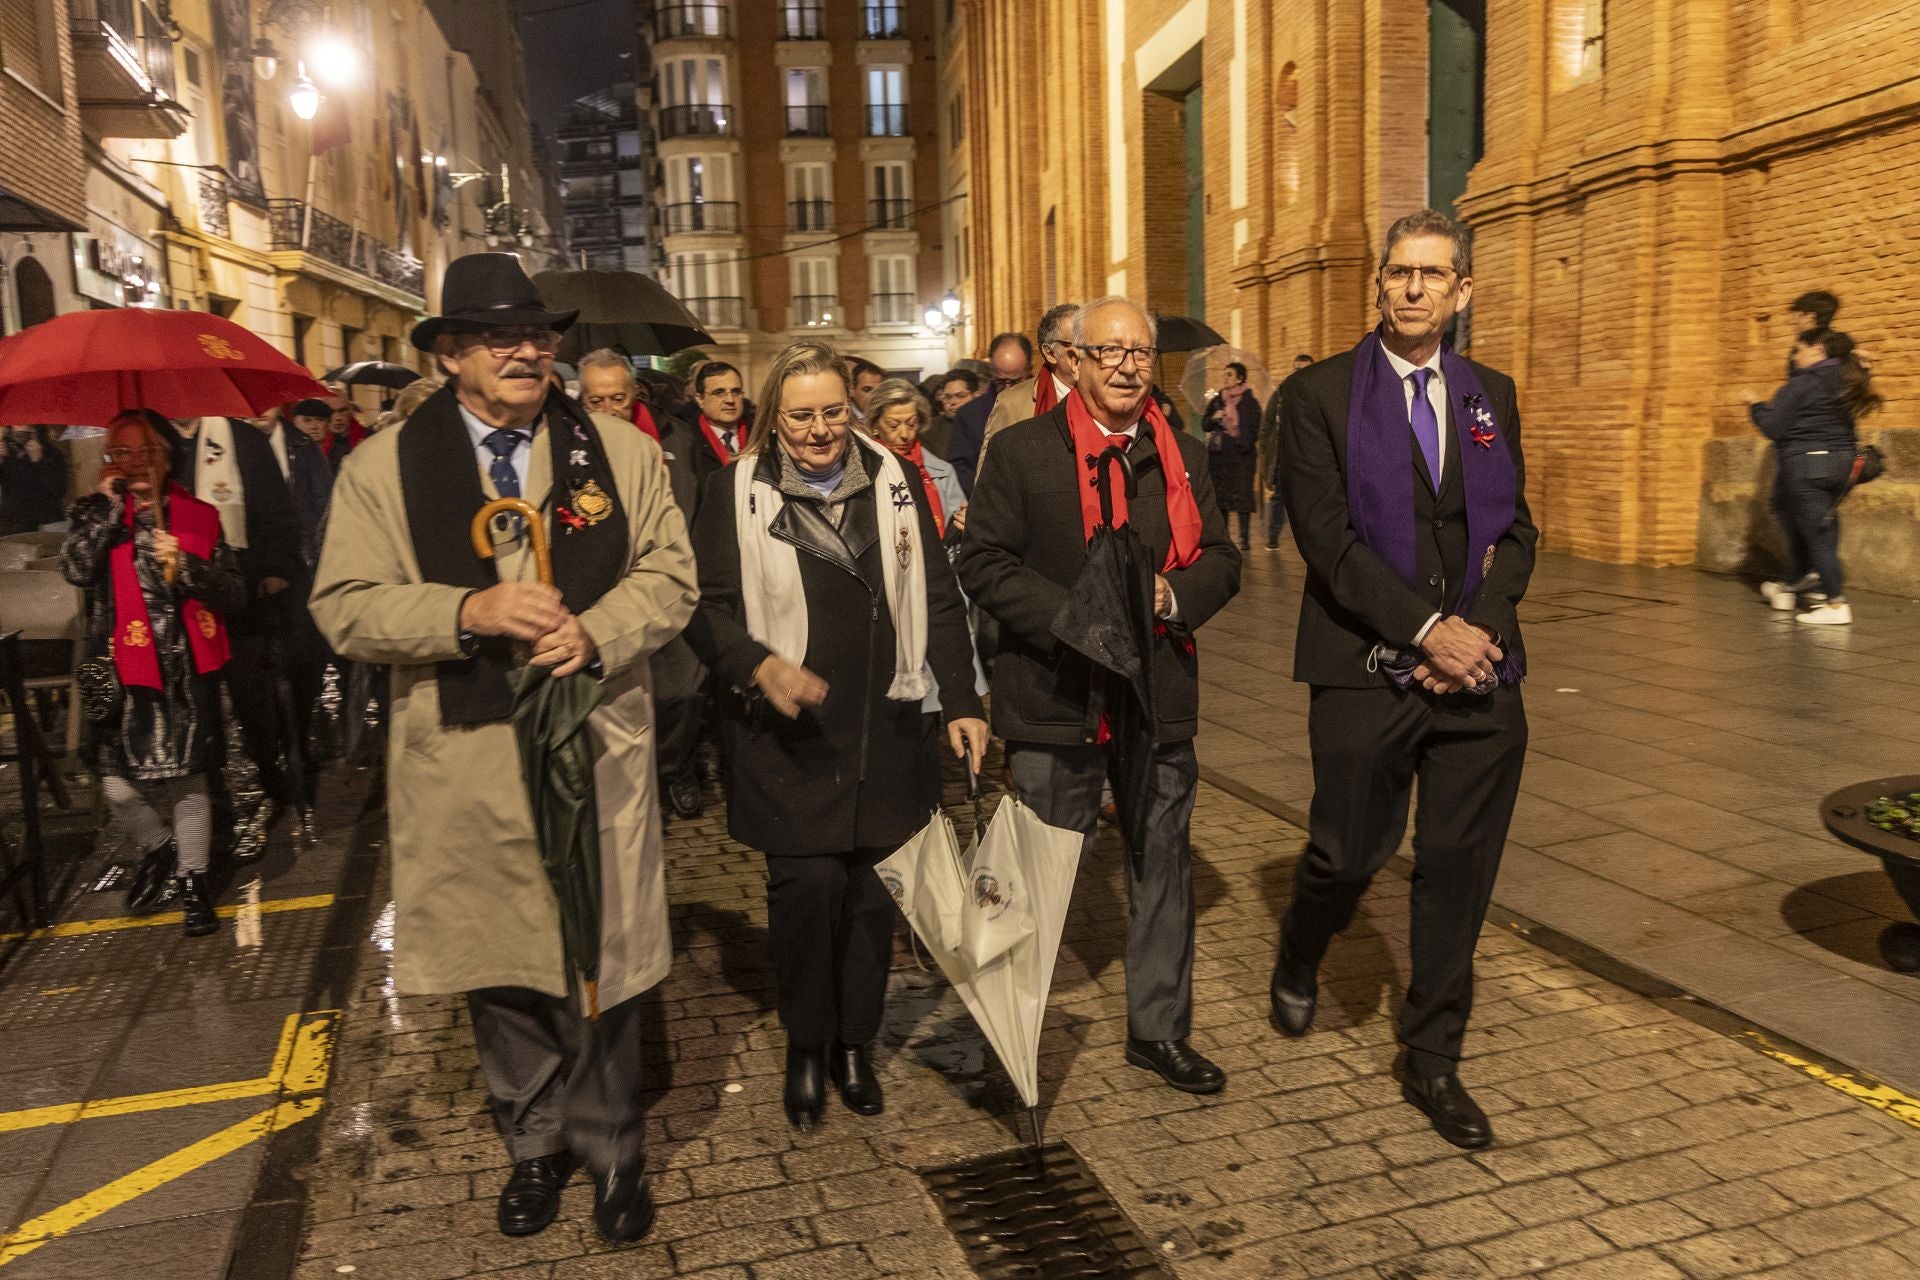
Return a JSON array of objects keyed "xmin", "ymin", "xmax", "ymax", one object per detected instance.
[{"xmin": 946, "ymin": 0, "xmax": 1920, "ymax": 574}]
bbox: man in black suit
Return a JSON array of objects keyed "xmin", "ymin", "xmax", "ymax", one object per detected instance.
[
  {"xmin": 1271, "ymin": 208, "xmax": 1536, "ymax": 1150},
  {"xmin": 960, "ymin": 297, "xmax": 1242, "ymax": 1094}
]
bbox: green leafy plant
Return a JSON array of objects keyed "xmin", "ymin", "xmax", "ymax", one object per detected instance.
[{"xmin": 1867, "ymin": 790, "xmax": 1920, "ymax": 841}]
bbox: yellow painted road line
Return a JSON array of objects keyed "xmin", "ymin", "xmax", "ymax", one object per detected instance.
[
  {"xmin": 1741, "ymin": 1031, "xmax": 1920, "ymax": 1132},
  {"xmin": 0, "ymin": 1011, "xmax": 337, "ymax": 1269},
  {"xmin": 0, "ymin": 894, "xmax": 335, "ymax": 943},
  {"xmin": 0, "ymin": 1015, "xmax": 301, "ymax": 1135},
  {"xmin": 0, "ymin": 1096, "xmax": 322, "ymax": 1268}
]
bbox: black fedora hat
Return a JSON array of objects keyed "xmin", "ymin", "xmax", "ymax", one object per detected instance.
[{"xmin": 410, "ymin": 252, "xmax": 580, "ymax": 352}]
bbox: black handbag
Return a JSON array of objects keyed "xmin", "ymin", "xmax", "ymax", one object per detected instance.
[
  {"xmin": 74, "ymin": 657, "xmax": 121, "ymax": 724},
  {"xmin": 1850, "ymin": 444, "xmax": 1885, "ymax": 488}
]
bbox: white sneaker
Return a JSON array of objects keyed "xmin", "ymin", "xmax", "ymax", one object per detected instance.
[
  {"xmin": 1797, "ymin": 600, "xmax": 1852, "ymax": 625},
  {"xmin": 1759, "ymin": 581, "xmax": 1798, "ymax": 611}
]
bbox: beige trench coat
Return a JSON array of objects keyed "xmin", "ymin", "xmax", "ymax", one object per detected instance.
[{"xmin": 310, "ymin": 412, "xmax": 697, "ymax": 1009}]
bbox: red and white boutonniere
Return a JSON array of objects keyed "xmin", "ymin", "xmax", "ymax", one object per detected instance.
[
  {"xmin": 556, "ymin": 505, "xmax": 589, "ymax": 533},
  {"xmin": 1464, "ymin": 393, "xmax": 1497, "ymax": 449}
]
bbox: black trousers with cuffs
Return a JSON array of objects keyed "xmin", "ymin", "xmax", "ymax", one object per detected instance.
[{"xmin": 1281, "ymin": 683, "xmax": 1527, "ymax": 1077}]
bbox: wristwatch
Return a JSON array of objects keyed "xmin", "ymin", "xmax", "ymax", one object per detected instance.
[{"xmin": 456, "ymin": 589, "xmax": 480, "ymax": 657}]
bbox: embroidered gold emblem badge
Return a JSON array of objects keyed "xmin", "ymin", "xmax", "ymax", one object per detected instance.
[
  {"xmin": 570, "ymin": 479, "xmax": 613, "ymax": 524},
  {"xmin": 124, "ymin": 619, "xmax": 151, "ymax": 647},
  {"xmin": 196, "ymin": 333, "xmax": 245, "ymax": 360},
  {"xmin": 1482, "ymin": 546, "xmax": 1496, "ymax": 576},
  {"xmin": 195, "ymin": 606, "xmax": 218, "ymax": 639},
  {"xmin": 895, "ymin": 527, "xmax": 913, "ymax": 569}
]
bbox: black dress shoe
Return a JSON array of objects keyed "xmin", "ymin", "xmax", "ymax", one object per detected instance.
[
  {"xmin": 592, "ymin": 1166, "xmax": 656, "ymax": 1244},
  {"xmin": 176, "ymin": 874, "xmax": 219, "ymax": 937},
  {"xmin": 497, "ymin": 1152, "xmax": 577, "ymax": 1236},
  {"xmin": 1402, "ymin": 1072, "xmax": 1494, "ymax": 1150},
  {"xmin": 666, "ymin": 774, "xmax": 702, "ymax": 820},
  {"xmin": 1269, "ymin": 958, "xmax": 1318, "ymax": 1038},
  {"xmin": 828, "ymin": 1041, "xmax": 884, "ymax": 1116},
  {"xmin": 1124, "ymin": 1038, "xmax": 1225, "ymax": 1094},
  {"xmin": 125, "ymin": 840, "xmax": 178, "ymax": 916},
  {"xmin": 784, "ymin": 1043, "xmax": 827, "ymax": 1131}
]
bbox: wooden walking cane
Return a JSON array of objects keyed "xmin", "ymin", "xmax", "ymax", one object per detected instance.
[{"xmin": 467, "ymin": 497, "xmax": 600, "ymax": 1017}]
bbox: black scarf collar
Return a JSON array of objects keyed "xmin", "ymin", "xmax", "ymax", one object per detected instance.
[{"xmin": 400, "ymin": 385, "xmax": 630, "ymax": 726}]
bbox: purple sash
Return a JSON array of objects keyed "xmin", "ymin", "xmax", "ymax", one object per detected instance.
[{"xmin": 1345, "ymin": 329, "xmax": 1523, "ymax": 683}]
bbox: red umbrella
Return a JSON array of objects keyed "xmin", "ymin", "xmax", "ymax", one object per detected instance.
[{"xmin": 0, "ymin": 309, "xmax": 330, "ymax": 424}]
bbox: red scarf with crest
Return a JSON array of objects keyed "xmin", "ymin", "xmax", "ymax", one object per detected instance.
[
  {"xmin": 1063, "ymin": 389, "xmax": 1202, "ymax": 572},
  {"xmin": 110, "ymin": 484, "xmax": 231, "ymax": 689}
]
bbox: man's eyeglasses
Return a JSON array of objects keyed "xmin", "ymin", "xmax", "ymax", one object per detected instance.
[
  {"xmin": 470, "ymin": 328, "xmax": 563, "ymax": 355},
  {"xmin": 779, "ymin": 403, "xmax": 853, "ymax": 427},
  {"xmin": 1380, "ymin": 265, "xmax": 1459, "ymax": 291},
  {"xmin": 1077, "ymin": 344, "xmax": 1158, "ymax": 369}
]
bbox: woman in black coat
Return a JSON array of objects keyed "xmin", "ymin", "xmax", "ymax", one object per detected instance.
[
  {"xmin": 1201, "ymin": 362, "xmax": 1260, "ymax": 549},
  {"xmin": 0, "ymin": 426, "xmax": 70, "ymax": 533},
  {"xmin": 684, "ymin": 341, "xmax": 987, "ymax": 1132}
]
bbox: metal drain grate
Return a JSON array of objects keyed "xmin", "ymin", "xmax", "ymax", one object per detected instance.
[{"xmin": 922, "ymin": 1142, "xmax": 1171, "ymax": 1279}]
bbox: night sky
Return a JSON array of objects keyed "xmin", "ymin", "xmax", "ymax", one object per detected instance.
[{"xmin": 517, "ymin": 0, "xmax": 635, "ymax": 136}]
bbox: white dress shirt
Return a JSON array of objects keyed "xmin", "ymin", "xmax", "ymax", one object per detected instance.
[
  {"xmin": 1049, "ymin": 371, "xmax": 1071, "ymax": 402},
  {"xmin": 461, "ymin": 402, "xmax": 540, "ymax": 495}
]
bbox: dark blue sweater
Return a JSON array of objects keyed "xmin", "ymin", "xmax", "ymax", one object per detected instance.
[{"xmin": 1750, "ymin": 360, "xmax": 1855, "ymax": 459}]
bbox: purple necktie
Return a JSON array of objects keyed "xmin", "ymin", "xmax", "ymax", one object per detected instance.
[{"xmin": 1408, "ymin": 368, "xmax": 1441, "ymax": 491}]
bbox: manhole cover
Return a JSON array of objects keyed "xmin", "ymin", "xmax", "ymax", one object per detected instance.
[{"xmin": 922, "ymin": 1142, "xmax": 1170, "ymax": 1279}]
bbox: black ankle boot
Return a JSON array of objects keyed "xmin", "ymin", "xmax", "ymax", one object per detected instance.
[
  {"xmin": 177, "ymin": 873, "xmax": 218, "ymax": 937},
  {"xmin": 126, "ymin": 839, "xmax": 178, "ymax": 916},
  {"xmin": 828, "ymin": 1041, "xmax": 884, "ymax": 1116},
  {"xmin": 784, "ymin": 1043, "xmax": 826, "ymax": 1132}
]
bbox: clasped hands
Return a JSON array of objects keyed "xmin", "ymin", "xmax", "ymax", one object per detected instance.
[
  {"xmin": 460, "ymin": 581, "xmax": 597, "ymax": 678},
  {"xmin": 1414, "ymin": 615, "xmax": 1502, "ymax": 697}
]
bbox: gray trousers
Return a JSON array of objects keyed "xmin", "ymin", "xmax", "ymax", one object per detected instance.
[
  {"xmin": 466, "ymin": 985, "xmax": 646, "ymax": 1174},
  {"xmin": 1007, "ymin": 740, "xmax": 1198, "ymax": 1041}
]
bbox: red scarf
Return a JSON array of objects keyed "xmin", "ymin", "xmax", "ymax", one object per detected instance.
[
  {"xmin": 110, "ymin": 484, "xmax": 231, "ymax": 690},
  {"xmin": 699, "ymin": 414, "xmax": 737, "ymax": 465},
  {"xmin": 1033, "ymin": 369, "xmax": 1061, "ymax": 416},
  {"xmin": 1064, "ymin": 389, "xmax": 1202, "ymax": 572},
  {"xmin": 631, "ymin": 402, "xmax": 660, "ymax": 440},
  {"xmin": 892, "ymin": 440, "xmax": 945, "ymax": 532},
  {"xmin": 322, "ymin": 419, "xmax": 366, "ymax": 460}
]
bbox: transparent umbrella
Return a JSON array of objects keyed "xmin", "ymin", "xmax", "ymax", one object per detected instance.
[{"xmin": 1178, "ymin": 345, "xmax": 1275, "ymax": 418}]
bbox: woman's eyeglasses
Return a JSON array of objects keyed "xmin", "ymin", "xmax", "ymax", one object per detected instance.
[
  {"xmin": 779, "ymin": 403, "xmax": 853, "ymax": 427},
  {"xmin": 102, "ymin": 445, "xmax": 166, "ymax": 465}
]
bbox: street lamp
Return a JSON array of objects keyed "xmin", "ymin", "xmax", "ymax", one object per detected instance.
[
  {"xmin": 306, "ymin": 30, "xmax": 358, "ymax": 88},
  {"xmin": 924, "ymin": 292, "xmax": 966, "ymax": 337},
  {"xmin": 288, "ymin": 71, "xmax": 321, "ymax": 121}
]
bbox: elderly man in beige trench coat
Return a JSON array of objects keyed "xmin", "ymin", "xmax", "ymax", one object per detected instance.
[{"xmin": 310, "ymin": 254, "xmax": 696, "ymax": 1247}]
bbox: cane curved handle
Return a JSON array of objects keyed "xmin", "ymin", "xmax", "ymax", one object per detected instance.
[{"xmin": 469, "ymin": 497, "xmax": 552, "ymax": 586}]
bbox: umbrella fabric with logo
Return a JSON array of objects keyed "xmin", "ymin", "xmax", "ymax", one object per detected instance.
[{"xmin": 0, "ymin": 310, "xmax": 330, "ymax": 424}]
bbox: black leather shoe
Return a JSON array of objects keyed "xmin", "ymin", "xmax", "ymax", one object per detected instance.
[
  {"xmin": 1124, "ymin": 1038, "xmax": 1225, "ymax": 1094},
  {"xmin": 784, "ymin": 1043, "xmax": 827, "ymax": 1131},
  {"xmin": 125, "ymin": 840, "xmax": 178, "ymax": 916},
  {"xmin": 592, "ymin": 1166, "xmax": 656, "ymax": 1244},
  {"xmin": 666, "ymin": 775, "xmax": 702, "ymax": 820},
  {"xmin": 497, "ymin": 1153, "xmax": 577, "ymax": 1236},
  {"xmin": 176, "ymin": 874, "xmax": 218, "ymax": 937},
  {"xmin": 1269, "ymin": 956, "xmax": 1318, "ymax": 1038},
  {"xmin": 1402, "ymin": 1072, "xmax": 1494, "ymax": 1150},
  {"xmin": 829, "ymin": 1041, "xmax": 884, "ymax": 1116}
]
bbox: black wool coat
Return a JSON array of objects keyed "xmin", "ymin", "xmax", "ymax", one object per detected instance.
[
  {"xmin": 683, "ymin": 448, "xmax": 984, "ymax": 858},
  {"xmin": 956, "ymin": 404, "xmax": 1243, "ymax": 746},
  {"xmin": 1276, "ymin": 350, "xmax": 1537, "ymax": 689}
]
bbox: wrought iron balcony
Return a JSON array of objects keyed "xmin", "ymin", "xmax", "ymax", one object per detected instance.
[
  {"xmin": 778, "ymin": 4, "xmax": 824, "ymax": 39},
  {"xmin": 860, "ymin": 4, "xmax": 906, "ymax": 38},
  {"xmin": 654, "ymin": 3, "xmax": 731, "ymax": 40},
  {"xmin": 869, "ymin": 292, "xmax": 915, "ymax": 325},
  {"xmin": 70, "ymin": 0, "xmax": 188, "ymax": 139},
  {"xmin": 662, "ymin": 201, "xmax": 740, "ymax": 234},
  {"xmin": 196, "ymin": 168, "xmax": 231, "ymax": 240},
  {"xmin": 864, "ymin": 104, "xmax": 908, "ymax": 137},
  {"xmin": 786, "ymin": 104, "xmax": 829, "ymax": 137},
  {"xmin": 788, "ymin": 200, "xmax": 834, "ymax": 233},
  {"xmin": 658, "ymin": 104, "xmax": 733, "ymax": 139},
  {"xmin": 684, "ymin": 296, "xmax": 746, "ymax": 329},
  {"xmin": 869, "ymin": 198, "xmax": 914, "ymax": 230},
  {"xmin": 790, "ymin": 294, "xmax": 840, "ymax": 328},
  {"xmin": 267, "ymin": 199, "xmax": 425, "ymax": 301}
]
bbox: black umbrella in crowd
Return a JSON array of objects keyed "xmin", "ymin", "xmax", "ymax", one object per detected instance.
[
  {"xmin": 1154, "ymin": 314, "xmax": 1227, "ymax": 353},
  {"xmin": 534, "ymin": 269, "xmax": 714, "ymax": 364},
  {"xmin": 1048, "ymin": 447, "xmax": 1158, "ymax": 880},
  {"xmin": 321, "ymin": 360, "xmax": 422, "ymax": 390}
]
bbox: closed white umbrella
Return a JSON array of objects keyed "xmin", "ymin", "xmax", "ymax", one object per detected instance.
[{"xmin": 878, "ymin": 784, "xmax": 1083, "ymax": 1146}]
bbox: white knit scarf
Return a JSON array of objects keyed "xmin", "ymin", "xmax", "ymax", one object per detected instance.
[
  {"xmin": 191, "ymin": 417, "xmax": 248, "ymax": 550},
  {"xmin": 733, "ymin": 432, "xmax": 931, "ymax": 701}
]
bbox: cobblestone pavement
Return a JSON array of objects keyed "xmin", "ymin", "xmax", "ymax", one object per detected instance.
[{"xmin": 290, "ymin": 759, "xmax": 1920, "ymax": 1279}]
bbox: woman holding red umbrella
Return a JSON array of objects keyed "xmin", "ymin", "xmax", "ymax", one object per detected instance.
[{"xmin": 61, "ymin": 410, "xmax": 247, "ymax": 934}]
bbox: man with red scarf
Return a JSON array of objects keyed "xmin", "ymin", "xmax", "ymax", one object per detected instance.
[
  {"xmin": 977, "ymin": 301, "xmax": 1081, "ymax": 477},
  {"xmin": 689, "ymin": 361, "xmax": 748, "ymax": 464},
  {"xmin": 959, "ymin": 297, "xmax": 1242, "ymax": 1095}
]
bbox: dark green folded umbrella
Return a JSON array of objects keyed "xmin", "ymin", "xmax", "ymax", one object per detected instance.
[{"xmin": 510, "ymin": 654, "xmax": 608, "ymax": 1016}]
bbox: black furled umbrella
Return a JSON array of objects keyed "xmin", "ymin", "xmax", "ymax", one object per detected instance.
[
  {"xmin": 534, "ymin": 269, "xmax": 713, "ymax": 363},
  {"xmin": 322, "ymin": 360, "xmax": 422, "ymax": 390},
  {"xmin": 1154, "ymin": 314, "xmax": 1227, "ymax": 353},
  {"xmin": 1048, "ymin": 447, "xmax": 1158, "ymax": 879}
]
